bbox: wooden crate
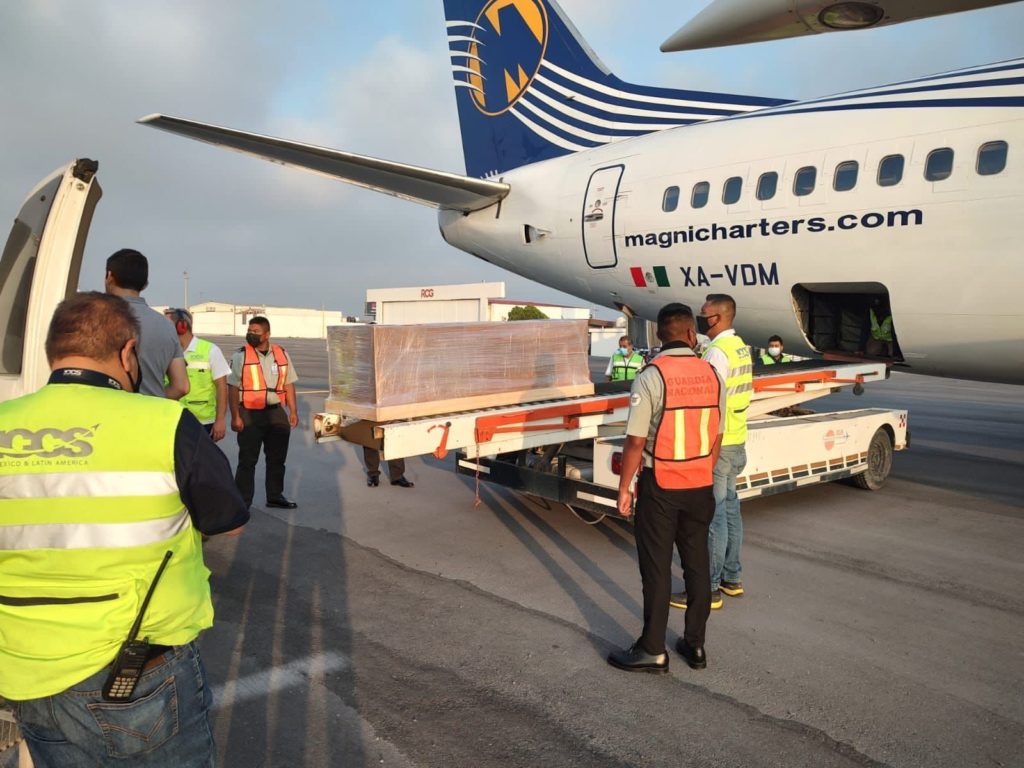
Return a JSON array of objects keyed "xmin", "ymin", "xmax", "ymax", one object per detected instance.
[{"xmin": 327, "ymin": 320, "xmax": 594, "ymax": 421}]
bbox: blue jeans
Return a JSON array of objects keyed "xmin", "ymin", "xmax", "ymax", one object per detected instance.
[
  {"xmin": 708, "ymin": 443, "xmax": 747, "ymax": 590},
  {"xmin": 13, "ymin": 641, "xmax": 214, "ymax": 767}
]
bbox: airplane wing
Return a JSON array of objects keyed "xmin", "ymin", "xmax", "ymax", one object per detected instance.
[
  {"xmin": 137, "ymin": 115, "xmax": 509, "ymax": 213},
  {"xmin": 661, "ymin": 0, "xmax": 1021, "ymax": 52}
]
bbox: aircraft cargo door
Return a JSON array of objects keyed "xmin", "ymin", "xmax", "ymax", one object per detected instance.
[
  {"xmin": 582, "ymin": 165, "xmax": 623, "ymax": 269},
  {"xmin": 0, "ymin": 159, "xmax": 100, "ymax": 403}
]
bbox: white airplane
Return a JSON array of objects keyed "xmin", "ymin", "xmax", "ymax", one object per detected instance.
[
  {"xmin": 140, "ymin": 0, "xmax": 1023, "ymax": 385},
  {"xmin": 661, "ymin": 0, "xmax": 1023, "ymax": 52}
]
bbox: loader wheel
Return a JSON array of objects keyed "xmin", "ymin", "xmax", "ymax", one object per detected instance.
[{"xmin": 852, "ymin": 428, "xmax": 893, "ymax": 490}]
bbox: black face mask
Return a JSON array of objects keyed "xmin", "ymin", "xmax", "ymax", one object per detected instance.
[
  {"xmin": 696, "ymin": 315, "xmax": 714, "ymax": 335},
  {"xmin": 245, "ymin": 332, "xmax": 263, "ymax": 347},
  {"xmin": 126, "ymin": 347, "xmax": 142, "ymax": 394}
]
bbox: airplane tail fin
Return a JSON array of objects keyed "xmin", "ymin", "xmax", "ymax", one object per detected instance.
[{"xmin": 442, "ymin": 0, "xmax": 788, "ymax": 178}]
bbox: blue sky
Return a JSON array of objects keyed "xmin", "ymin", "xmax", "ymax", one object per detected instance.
[{"xmin": 1, "ymin": 0, "xmax": 1021, "ymax": 318}]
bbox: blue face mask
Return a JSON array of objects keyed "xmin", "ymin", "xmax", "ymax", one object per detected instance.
[{"xmin": 618, "ymin": 347, "xmax": 630, "ymax": 356}]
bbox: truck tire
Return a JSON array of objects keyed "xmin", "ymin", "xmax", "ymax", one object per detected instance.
[{"xmin": 852, "ymin": 428, "xmax": 893, "ymax": 490}]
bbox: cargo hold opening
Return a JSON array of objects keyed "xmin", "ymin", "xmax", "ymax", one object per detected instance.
[{"xmin": 792, "ymin": 283, "xmax": 903, "ymax": 364}]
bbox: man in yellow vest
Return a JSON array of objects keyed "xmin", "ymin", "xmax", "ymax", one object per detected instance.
[
  {"xmin": 759, "ymin": 335, "xmax": 792, "ymax": 364},
  {"xmin": 867, "ymin": 296, "xmax": 895, "ymax": 357},
  {"xmin": 0, "ymin": 292, "xmax": 248, "ymax": 765},
  {"xmin": 672, "ymin": 294, "xmax": 753, "ymax": 611},
  {"xmin": 605, "ymin": 335, "xmax": 645, "ymax": 381},
  {"xmin": 228, "ymin": 315, "xmax": 300, "ymax": 509},
  {"xmin": 609, "ymin": 304, "xmax": 725, "ymax": 673},
  {"xmin": 164, "ymin": 308, "xmax": 231, "ymax": 441}
]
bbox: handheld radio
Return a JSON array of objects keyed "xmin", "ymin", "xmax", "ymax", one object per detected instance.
[{"xmin": 101, "ymin": 550, "xmax": 173, "ymax": 701}]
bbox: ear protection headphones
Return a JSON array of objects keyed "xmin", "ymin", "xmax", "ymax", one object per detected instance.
[{"xmin": 169, "ymin": 309, "xmax": 190, "ymax": 335}]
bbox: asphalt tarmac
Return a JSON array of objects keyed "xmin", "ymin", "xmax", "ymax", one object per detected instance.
[{"xmin": 5, "ymin": 339, "xmax": 1022, "ymax": 767}]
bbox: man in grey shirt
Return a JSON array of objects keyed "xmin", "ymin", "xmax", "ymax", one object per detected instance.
[{"xmin": 104, "ymin": 249, "xmax": 189, "ymax": 399}]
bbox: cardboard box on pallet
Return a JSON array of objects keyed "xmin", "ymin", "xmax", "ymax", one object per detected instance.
[{"xmin": 326, "ymin": 320, "xmax": 594, "ymax": 421}]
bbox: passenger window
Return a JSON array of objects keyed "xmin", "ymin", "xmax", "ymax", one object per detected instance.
[
  {"xmin": 691, "ymin": 181, "xmax": 709, "ymax": 209},
  {"xmin": 833, "ymin": 161, "xmax": 858, "ymax": 192},
  {"xmin": 925, "ymin": 148, "xmax": 954, "ymax": 181},
  {"xmin": 722, "ymin": 176, "xmax": 742, "ymax": 205},
  {"xmin": 977, "ymin": 141, "xmax": 1008, "ymax": 175},
  {"xmin": 756, "ymin": 172, "xmax": 778, "ymax": 201},
  {"xmin": 662, "ymin": 186, "xmax": 680, "ymax": 212},
  {"xmin": 877, "ymin": 154, "xmax": 904, "ymax": 187},
  {"xmin": 793, "ymin": 166, "xmax": 816, "ymax": 197}
]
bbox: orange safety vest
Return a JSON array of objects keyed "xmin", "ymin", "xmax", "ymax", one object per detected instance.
[
  {"xmin": 649, "ymin": 354, "xmax": 722, "ymax": 490},
  {"xmin": 240, "ymin": 343, "xmax": 289, "ymax": 410}
]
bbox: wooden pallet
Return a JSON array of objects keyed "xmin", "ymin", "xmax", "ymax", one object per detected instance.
[{"xmin": 326, "ymin": 382, "xmax": 595, "ymax": 422}]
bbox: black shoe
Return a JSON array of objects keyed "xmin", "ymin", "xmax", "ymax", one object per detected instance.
[
  {"xmin": 669, "ymin": 590, "xmax": 723, "ymax": 610},
  {"xmin": 607, "ymin": 642, "xmax": 668, "ymax": 674},
  {"xmin": 675, "ymin": 638, "xmax": 707, "ymax": 669},
  {"xmin": 266, "ymin": 496, "xmax": 297, "ymax": 509},
  {"xmin": 720, "ymin": 580, "xmax": 744, "ymax": 597},
  {"xmin": 367, "ymin": 475, "xmax": 380, "ymax": 487},
  {"xmin": 390, "ymin": 477, "xmax": 414, "ymax": 488}
]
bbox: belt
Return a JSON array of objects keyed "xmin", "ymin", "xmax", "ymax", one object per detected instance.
[
  {"xmin": 243, "ymin": 403, "xmax": 279, "ymax": 410},
  {"xmin": 142, "ymin": 644, "xmax": 174, "ymax": 672}
]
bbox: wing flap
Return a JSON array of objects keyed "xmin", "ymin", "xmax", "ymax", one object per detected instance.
[{"xmin": 138, "ymin": 114, "xmax": 509, "ymax": 212}]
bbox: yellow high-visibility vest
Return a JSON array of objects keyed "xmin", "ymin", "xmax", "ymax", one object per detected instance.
[
  {"xmin": 0, "ymin": 383, "xmax": 212, "ymax": 700},
  {"xmin": 704, "ymin": 334, "xmax": 753, "ymax": 446},
  {"xmin": 870, "ymin": 308, "xmax": 894, "ymax": 341},
  {"xmin": 181, "ymin": 338, "xmax": 217, "ymax": 422},
  {"xmin": 611, "ymin": 351, "xmax": 644, "ymax": 381}
]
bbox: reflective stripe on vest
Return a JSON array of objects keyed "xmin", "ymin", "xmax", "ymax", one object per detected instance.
[
  {"xmin": 181, "ymin": 338, "xmax": 217, "ymax": 422},
  {"xmin": 0, "ymin": 470, "xmax": 177, "ymax": 499},
  {"xmin": 611, "ymin": 352, "xmax": 644, "ymax": 381},
  {"xmin": 0, "ymin": 514, "xmax": 191, "ymax": 550},
  {"xmin": 240, "ymin": 344, "xmax": 288, "ymax": 409},
  {"xmin": 0, "ymin": 384, "xmax": 213, "ymax": 700},
  {"xmin": 870, "ymin": 308, "xmax": 894, "ymax": 341},
  {"xmin": 704, "ymin": 334, "xmax": 753, "ymax": 446},
  {"xmin": 649, "ymin": 355, "xmax": 721, "ymax": 489}
]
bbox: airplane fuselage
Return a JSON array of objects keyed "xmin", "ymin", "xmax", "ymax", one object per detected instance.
[{"xmin": 440, "ymin": 99, "xmax": 1024, "ymax": 384}]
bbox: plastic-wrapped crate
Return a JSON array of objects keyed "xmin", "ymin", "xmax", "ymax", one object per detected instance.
[{"xmin": 326, "ymin": 320, "xmax": 594, "ymax": 421}]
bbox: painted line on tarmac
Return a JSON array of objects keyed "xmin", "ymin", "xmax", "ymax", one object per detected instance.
[{"xmin": 212, "ymin": 651, "xmax": 349, "ymax": 710}]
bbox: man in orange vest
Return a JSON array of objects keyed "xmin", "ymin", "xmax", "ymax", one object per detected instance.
[
  {"xmin": 227, "ymin": 316, "xmax": 299, "ymax": 509},
  {"xmin": 608, "ymin": 303, "xmax": 725, "ymax": 674}
]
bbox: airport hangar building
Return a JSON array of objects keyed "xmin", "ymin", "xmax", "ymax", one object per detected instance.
[
  {"xmin": 364, "ymin": 282, "xmax": 624, "ymax": 355},
  {"xmin": 155, "ymin": 283, "xmax": 623, "ymax": 352}
]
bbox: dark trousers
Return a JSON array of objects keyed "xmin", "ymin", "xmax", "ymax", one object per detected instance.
[
  {"xmin": 363, "ymin": 446, "xmax": 405, "ymax": 481},
  {"xmin": 634, "ymin": 469, "xmax": 716, "ymax": 655},
  {"xmin": 235, "ymin": 405, "xmax": 291, "ymax": 506}
]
